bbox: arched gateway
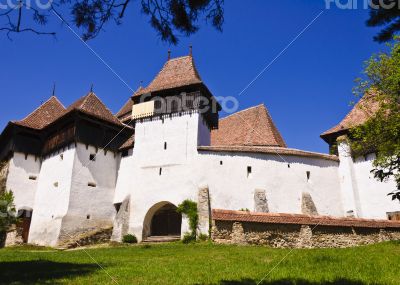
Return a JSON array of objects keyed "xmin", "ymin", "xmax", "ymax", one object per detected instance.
[{"xmin": 143, "ymin": 202, "xmax": 182, "ymax": 240}]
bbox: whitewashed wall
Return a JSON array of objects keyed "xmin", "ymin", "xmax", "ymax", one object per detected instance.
[
  {"xmin": 60, "ymin": 143, "xmax": 118, "ymax": 237},
  {"xmin": 6, "ymin": 152, "xmax": 41, "ymax": 212},
  {"xmin": 29, "ymin": 146, "xmax": 75, "ymax": 246},
  {"xmin": 353, "ymin": 153, "xmax": 399, "ymax": 219}
]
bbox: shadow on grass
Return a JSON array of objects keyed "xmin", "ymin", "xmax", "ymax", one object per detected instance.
[
  {"xmin": 212, "ymin": 279, "xmax": 378, "ymax": 285},
  {"xmin": 0, "ymin": 260, "xmax": 98, "ymax": 284}
]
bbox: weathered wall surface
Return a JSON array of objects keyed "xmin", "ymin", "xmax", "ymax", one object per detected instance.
[
  {"xmin": 212, "ymin": 220, "xmax": 400, "ymax": 248},
  {"xmin": 28, "ymin": 146, "xmax": 76, "ymax": 246},
  {"xmin": 0, "ymin": 160, "xmax": 9, "ymax": 192},
  {"xmin": 111, "ymin": 196, "xmax": 130, "ymax": 241},
  {"xmin": 5, "ymin": 153, "xmax": 40, "ymax": 211},
  {"xmin": 58, "ymin": 143, "xmax": 118, "ymax": 244}
]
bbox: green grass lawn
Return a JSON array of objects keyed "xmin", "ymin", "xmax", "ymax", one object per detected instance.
[{"xmin": 0, "ymin": 241, "xmax": 399, "ymax": 285}]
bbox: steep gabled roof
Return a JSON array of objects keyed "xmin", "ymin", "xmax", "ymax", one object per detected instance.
[
  {"xmin": 67, "ymin": 92, "xmax": 123, "ymax": 126},
  {"xmin": 134, "ymin": 55, "xmax": 203, "ymax": 96},
  {"xmin": 14, "ymin": 96, "xmax": 66, "ymax": 130},
  {"xmin": 321, "ymin": 93, "xmax": 379, "ymax": 141},
  {"xmin": 116, "ymin": 98, "xmax": 134, "ymax": 119},
  {"xmin": 211, "ymin": 104, "xmax": 287, "ymax": 148}
]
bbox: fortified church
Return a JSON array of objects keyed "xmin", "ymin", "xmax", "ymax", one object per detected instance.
[{"xmin": 0, "ymin": 52, "xmax": 399, "ymax": 247}]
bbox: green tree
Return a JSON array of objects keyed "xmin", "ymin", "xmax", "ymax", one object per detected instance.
[
  {"xmin": 350, "ymin": 38, "xmax": 400, "ymax": 201},
  {"xmin": 367, "ymin": 0, "xmax": 400, "ymax": 42},
  {"xmin": 0, "ymin": 0, "xmax": 224, "ymax": 44}
]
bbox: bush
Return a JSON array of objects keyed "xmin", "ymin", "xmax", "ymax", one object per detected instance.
[
  {"xmin": 182, "ymin": 232, "xmax": 196, "ymax": 244},
  {"xmin": 122, "ymin": 234, "xmax": 138, "ymax": 244},
  {"xmin": 198, "ymin": 233, "xmax": 209, "ymax": 242},
  {"xmin": 177, "ymin": 200, "xmax": 198, "ymax": 238}
]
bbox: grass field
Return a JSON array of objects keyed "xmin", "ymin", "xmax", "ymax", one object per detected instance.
[{"xmin": 0, "ymin": 241, "xmax": 399, "ymax": 285}]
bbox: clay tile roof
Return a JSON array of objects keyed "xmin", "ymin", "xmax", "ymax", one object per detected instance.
[
  {"xmin": 134, "ymin": 55, "xmax": 202, "ymax": 96},
  {"xmin": 198, "ymin": 145, "xmax": 339, "ymax": 161},
  {"xmin": 14, "ymin": 96, "xmax": 66, "ymax": 130},
  {"xmin": 67, "ymin": 92, "xmax": 123, "ymax": 126},
  {"xmin": 321, "ymin": 92, "xmax": 379, "ymax": 140},
  {"xmin": 212, "ymin": 209, "xmax": 400, "ymax": 229},
  {"xmin": 211, "ymin": 104, "xmax": 287, "ymax": 148},
  {"xmin": 119, "ymin": 135, "xmax": 134, "ymax": 150},
  {"xmin": 116, "ymin": 98, "xmax": 134, "ymax": 120}
]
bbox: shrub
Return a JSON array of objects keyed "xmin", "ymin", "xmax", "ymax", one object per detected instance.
[
  {"xmin": 177, "ymin": 200, "xmax": 198, "ymax": 238},
  {"xmin": 122, "ymin": 234, "xmax": 138, "ymax": 244},
  {"xmin": 182, "ymin": 232, "xmax": 196, "ymax": 244},
  {"xmin": 198, "ymin": 233, "xmax": 209, "ymax": 242}
]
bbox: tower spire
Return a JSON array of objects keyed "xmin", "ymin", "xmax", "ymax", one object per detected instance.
[
  {"xmin": 52, "ymin": 82, "xmax": 56, "ymax": 97},
  {"xmin": 90, "ymin": 83, "xmax": 94, "ymax": 93},
  {"xmin": 189, "ymin": 45, "xmax": 193, "ymax": 56},
  {"xmin": 168, "ymin": 49, "xmax": 171, "ymax": 61}
]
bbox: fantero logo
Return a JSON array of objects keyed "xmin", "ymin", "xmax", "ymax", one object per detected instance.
[{"xmin": 325, "ymin": 0, "xmax": 400, "ymax": 10}]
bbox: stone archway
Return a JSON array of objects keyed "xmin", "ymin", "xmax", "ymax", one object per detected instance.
[{"xmin": 143, "ymin": 202, "xmax": 182, "ymax": 240}]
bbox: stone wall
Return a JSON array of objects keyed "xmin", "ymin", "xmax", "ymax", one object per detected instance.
[
  {"xmin": 0, "ymin": 161, "xmax": 9, "ymax": 192},
  {"xmin": 212, "ymin": 210, "xmax": 400, "ymax": 248},
  {"xmin": 198, "ymin": 187, "xmax": 211, "ymax": 236},
  {"xmin": 111, "ymin": 197, "xmax": 130, "ymax": 242}
]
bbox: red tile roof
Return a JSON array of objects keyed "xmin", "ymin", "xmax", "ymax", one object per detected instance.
[
  {"xmin": 134, "ymin": 56, "xmax": 202, "ymax": 96},
  {"xmin": 211, "ymin": 104, "xmax": 287, "ymax": 148},
  {"xmin": 13, "ymin": 96, "xmax": 66, "ymax": 130},
  {"xmin": 116, "ymin": 98, "xmax": 134, "ymax": 120},
  {"xmin": 67, "ymin": 92, "xmax": 123, "ymax": 126},
  {"xmin": 119, "ymin": 135, "xmax": 134, "ymax": 150},
  {"xmin": 321, "ymin": 93, "xmax": 379, "ymax": 140},
  {"xmin": 212, "ymin": 209, "xmax": 400, "ymax": 229},
  {"xmin": 198, "ymin": 145, "xmax": 339, "ymax": 161}
]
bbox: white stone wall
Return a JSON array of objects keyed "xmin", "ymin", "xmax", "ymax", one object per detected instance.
[
  {"xmin": 29, "ymin": 146, "xmax": 75, "ymax": 246},
  {"xmin": 6, "ymin": 152, "xmax": 41, "ymax": 211},
  {"xmin": 353, "ymin": 153, "xmax": 400, "ymax": 219},
  {"xmin": 114, "ymin": 112, "xmax": 345, "ymax": 242},
  {"xmin": 60, "ymin": 144, "xmax": 118, "ymax": 238}
]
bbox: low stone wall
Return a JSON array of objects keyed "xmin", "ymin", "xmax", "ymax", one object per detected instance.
[{"xmin": 212, "ymin": 210, "xmax": 400, "ymax": 248}]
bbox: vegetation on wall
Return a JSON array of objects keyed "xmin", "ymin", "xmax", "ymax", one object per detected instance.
[
  {"xmin": 177, "ymin": 199, "xmax": 198, "ymax": 241},
  {"xmin": 351, "ymin": 38, "xmax": 400, "ymax": 201}
]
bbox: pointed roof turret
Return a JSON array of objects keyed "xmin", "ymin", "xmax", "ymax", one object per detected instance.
[
  {"xmin": 134, "ymin": 55, "xmax": 203, "ymax": 97},
  {"xmin": 67, "ymin": 92, "xmax": 123, "ymax": 126},
  {"xmin": 14, "ymin": 96, "xmax": 66, "ymax": 130},
  {"xmin": 211, "ymin": 104, "xmax": 287, "ymax": 148}
]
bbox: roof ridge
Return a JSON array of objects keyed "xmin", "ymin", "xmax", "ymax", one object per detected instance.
[
  {"xmin": 219, "ymin": 103, "xmax": 265, "ymax": 121},
  {"xmin": 262, "ymin": 105, "xmax": 287, "ymax": 148},
  {"xmin": 19, "ymin": 96, "xmax": 64, "ymax": 122}
]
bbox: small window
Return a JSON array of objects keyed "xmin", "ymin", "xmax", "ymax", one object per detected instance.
[
  {"xmin": 159, "ymin": 168, "xmax": 162, "ymax": 176},
  {"xmin": 89, "ymin": 154, "xmax": 96, "ymax": 161},
  {"xmin": 287, "ymin": 164, "xmax": 291, "ymax": 168},
  {"xmin": 29, "ymin": 175, "xmax": 37, "ymax": 181},
  {"xmin": 164, "ymin": 142, "xmax": 167, "ymax": 150},
  {"xmin": 88, "ymin": 182, "xmax": 97, "ymax": 188},
  {"xmin": 60, "ymin": 154, "xmax": 64, "ymax": 160},
  {"xmin": 220, "ymin": 161, "xmax": 223, "ymax": 165},
  {"xmin": 54, "ymin": 182, "xmax": 59, "ymax": 188},
  {"xmin": 306, "ymin": 171, "xmax": 311, "ymax": 181},
  {"xmin": 86, "ymin": 215, "xmax": 91, "ymax": 219},
  {"xmin": 247, "ymin": 166, "xmax": 252, "ymax": 178}
]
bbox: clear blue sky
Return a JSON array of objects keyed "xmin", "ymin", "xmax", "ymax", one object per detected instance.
[{"xmin": 1, "ymin": 0, "xmax": 384, "ymax": 153}]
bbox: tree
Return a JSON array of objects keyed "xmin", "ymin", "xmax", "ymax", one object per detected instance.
[
  {"xmin": 367, "ymin": 0, "xmax": 400, "ymax": 42},
  {"xmin": 0, "ymin": 188, "xmax": 18, "ymax": 247},
  {"xmin": 350, "ymin": 38, "xmax": 400, "ymax": 201},
  {"xmin": 0, "ymin": 0, "xmax": 224, "ymax": 44}
]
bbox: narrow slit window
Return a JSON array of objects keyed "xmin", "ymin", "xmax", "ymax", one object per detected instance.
[
  {"xmin": 164, "ymin": 142, "xmax": 167, "ymax": 150},
  {"xmin": 29, "ymin": 175, "xmax": 37, "ymax": 181},
  {"xmin": 89, "ymin": 154, "xmax": 96, "ymax": 161},
  {"xmin": 306, "ymin": 171, "xmax": 311, "ymax": 181},
  {"xmin": 88, "ymin": 182, "xmax": 97, "ymax": 188},
  {"xmin": 159, "ymin": 168, "xmax": 162, "ymax": 176},
  {"xmin": 247, "ymin": 166, "xmax": 252, "ymax": 178},
  {"xmin": 220, "ymin": 161, "xmax": 223, "ymax": 166},
  {"xmin": 86, "ymin": 215, "xmax": 91, "ymax": 219},
  {"xmin": 60, "ymin": 154, "xmax": 64, "ymax": 160}
]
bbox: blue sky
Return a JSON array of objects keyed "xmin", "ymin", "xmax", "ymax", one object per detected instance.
[{"xmin": 1, "ymin": 0, "xmax": 384, "ymax": 153}]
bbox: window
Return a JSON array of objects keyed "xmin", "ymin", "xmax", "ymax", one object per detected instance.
[
  {"xmin": 247, "ymin": 166, "xmax": 252, "ymax": 178},
  {"xmin": 88, "ymin": 182, "xmax": 97, "ymax": 188},
  {"xmin": 220, "ymin": 161, "xmax": 223, "ymax": 165},
  {"xmin": 60, "ymin": 154, "xmax": 64, "ymax": 160},
  {"xmin": 29, "ymin": 175, "xmax": 37, "ymax": 180},
  {"xmin": 164, "ymin": 142, "xmax": 167, "ymax": 150},
  {"xmin": 89, "ymin": 154, "xmax": 96, "ymax": 161},
  {"xmin": 159, "ymin": 168, "xmax": 162, "ymax": 176},
  {"xmin": 86, "ymin": 215, "xmax": 91, "ymax": 219},
  {"xmin": 53, "ymin": 182, "xmax": 59, "ymax": 188},
  {"xmin": 287, "ymin": 164, "xmax": 291, "ymax": 168},
  {"xmin": 306, "ymin": 171, "xmax": 311, "ymax": 181}
]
